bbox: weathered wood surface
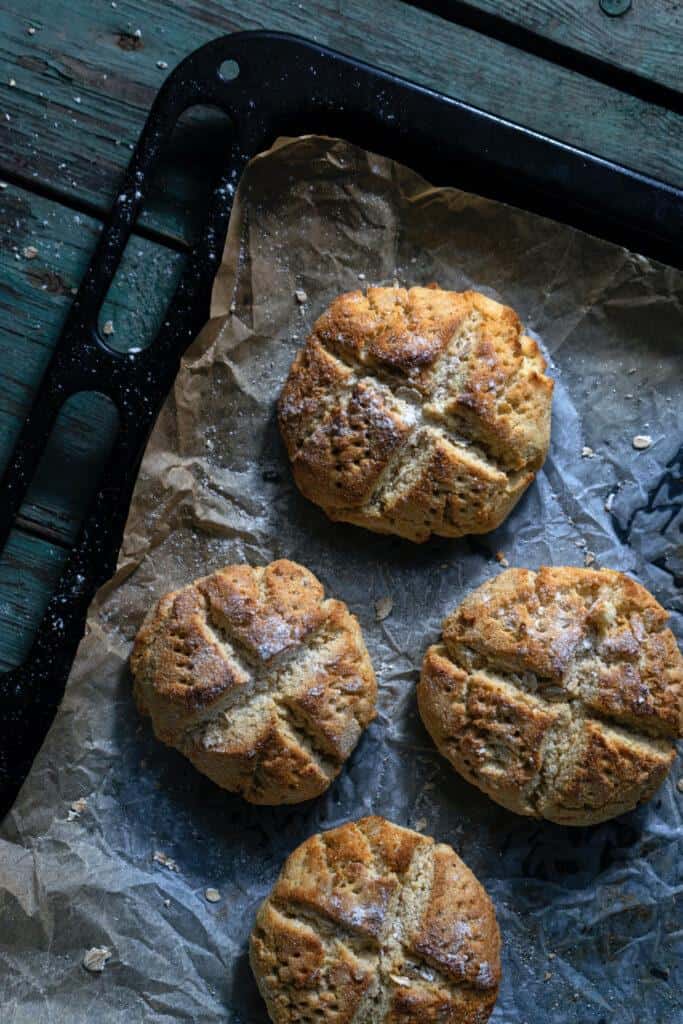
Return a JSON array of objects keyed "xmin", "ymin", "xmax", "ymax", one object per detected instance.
[
  {"xmin": 0, "ymin": 184, "xmax": 184, "ymax": 469},
  {"xmin": 0, "ymin": 185, "xmax": 184, "ymax": 664},
  {"xmin": 0, "ymin": 528, "xmax": 67, "ymax": 671},
  {"xmin": 452, "ymin": 0, "xmax": 683, "ymax": 93},
  {"xmin": 0, "ymin": 0, "xmax": 681, "ymax": 247},
  {"xmin": 0, "ymin": 0, "xmax": 681, "ymax": 671}
]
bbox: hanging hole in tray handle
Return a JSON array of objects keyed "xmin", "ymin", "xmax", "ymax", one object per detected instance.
[{"xmin": 219, "ymin": 59, "xmax": 240, "ymax": 82}]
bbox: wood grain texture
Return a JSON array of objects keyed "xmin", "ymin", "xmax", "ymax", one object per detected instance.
[
  {"xmin": 0, "ymin": 0, "xmax": 681, "ymax": 250},
  {"xmin": 0, "ymin": 180, "xmax": 184, "ymax": 666},
  {"xmin": 0, "ymin": 528, "xmax": 67, "ymax": 671},
  {"xmin": 18, "ymin": 391, "xmax": 120, "ymax": 545},
  {"xmin": 0, "ymin": 183, "xmax": 185, "ymax": 542},
  {"xmin": 456, "ymin": 0, "xmax": 683, "ymax": 93}
]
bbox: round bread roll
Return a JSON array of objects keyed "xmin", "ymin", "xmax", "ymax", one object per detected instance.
[
  {"xmin": 131, "ymin": 559, "xmax": 376, "ymax": 804},
  {"xmin": 278, "ymin": 285, "xmax": 553, "ymax": 542},
  {"xmin": 250, "ymin": 815, "xmax": 501, "ymax": 1023},
  {"xmin": 418, "ymin": 567, "xmax": 683, "ymax": 826}
]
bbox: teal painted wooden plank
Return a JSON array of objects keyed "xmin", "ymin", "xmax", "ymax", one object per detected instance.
[
  {"xmin": 0, "ymin": 183, "xmax": 185, "ymax": 539},
  {"xmin": 0, "ymin": 0, "xmax": 682, "ymax": 252},
  {"xmin": 18, "ymin": 392, "xmax": 120, "ymax": 544},
  {"xmin": 456, "ymin": 0, "xmax": 683, "ymax": 94},
  {"xmin": 0, "ymin": 527, "xmax": 67, "ymax": 671}
]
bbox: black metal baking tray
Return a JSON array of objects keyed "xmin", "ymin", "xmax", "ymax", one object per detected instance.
[{"xmin": 1, "ymin": 30, "xmax": 681, "ymax": 817}]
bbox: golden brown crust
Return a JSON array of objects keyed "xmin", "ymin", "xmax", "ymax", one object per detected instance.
[
  {"xmin": 131, "ymin": 560, "xmax": 377, "ymax": 805},
  {"xmin": 418, "ymin": 567, "xmax": 683, "ymax": 825},
  {"xmin": 278, "ymin": 286, "xmax": 553, "ymax": 542},
  {"xmin": 250, "ymin": 817, "xmax": 501, "ymax": 1024}
]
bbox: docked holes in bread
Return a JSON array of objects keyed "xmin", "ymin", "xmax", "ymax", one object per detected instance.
[
  {"xmin": 278, "ymin": 285, "xmax": 553, "ymax": 542},
  {"xmin": 131, "ymin": 560, "xmax": 377, "ymax": 805},
  {"xmin": 418, "ymin": 566, "xmax": 683, "ymax": 825},
  {"xmin": 249, "ymin": 816, "xmax": 501, "ymax": 1023}
]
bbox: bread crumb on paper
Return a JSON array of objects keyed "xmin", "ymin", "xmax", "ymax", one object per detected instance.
[
  {"xmin": 389, "ymin": 974, "xmax": 411, "ymax": 987},
  {"xmin": 632, "ymin": 434, "xmax": 652, "ymax": 450},
  {"xmin": 374, "ymin": 596, "xmax": 393, "ymax": 621},
  {"xmin": 295, "ymin": 289, "xmax": 308, "ymax": 304},
  {"xmin": 67, "ymin": 797, "xmax": 88, "ymax": 821},
  {"xmin": 21, "ymin": 246, "xmax": 39, "ymax": 260},
  {"xmin": 495, "ymin": 551, "xmax": 509, "ymax": 567},
  {"xmin": 82, "ymin": 947, "xmax": 112, "ymax": 973},
  {"xmin": 581, "ymin": 445, "xmax": 595, "ymax": 458},
  {"xmin": 153, "ymin": 850, "xmax": 179, "ymax": 872},
  {"xmin": 205, "ymin": 887, "xmax": 221, "ymax": 903}
]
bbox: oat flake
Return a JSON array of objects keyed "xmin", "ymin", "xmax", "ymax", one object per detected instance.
[
  {"xmin": 83, "ymin": 947, "xmax": 112, "ymax": 973},
  {"xmin": 153, "ymin": 850, "xmax": 179, "ymax": 872}
]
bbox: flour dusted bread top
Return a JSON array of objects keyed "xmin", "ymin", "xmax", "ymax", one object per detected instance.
[
  {"xmin": 418, "ymin": 567, "xmax": 683, "ymax": 825},
  {"xmin": 250, "ymin": 816, "xmax": 501, "ymax": 1023},
  {"xmin": 131, "ymin": 560, "xmax": 376, "ymax": 805},
  {"xmin": 278, "ymin": 285, "xmax": 553, "ymax": 542}
]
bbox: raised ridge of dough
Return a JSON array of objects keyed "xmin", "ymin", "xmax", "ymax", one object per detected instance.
[
  {"xmin": 250, "ymin": 816, "xmax": 501, "ymax": 1023},
  {"xmin": 131, "ymin": 560, "xmax": 377, "ymax": 805},
  {"xmin": 278, "ymin": 286, "xmax": 553, "ymax": 542},
  {"xmin": 418, "ymin": 566, "xmax": 683, "ymax": 825}
]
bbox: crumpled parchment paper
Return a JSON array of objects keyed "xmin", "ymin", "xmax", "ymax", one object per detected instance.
[{"xmin": 1, "ymin": 136, "xmax": 681, "ymax": 1024}]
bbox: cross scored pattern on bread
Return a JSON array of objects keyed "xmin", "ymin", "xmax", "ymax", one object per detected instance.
[
  {"xmin": 131, "ymin": 561, "xmax": 376, "ymax": 804},
  {"xmin": 278, "ymin": 286, "xmax": 553, "ymax": 542},
  {"xmin": 250, "ymin": 817, "xmax": 500, "ymax": 1024},
  {"xmin": 418, "ymin": 567, "xmax": 683, "ymax": 825}
]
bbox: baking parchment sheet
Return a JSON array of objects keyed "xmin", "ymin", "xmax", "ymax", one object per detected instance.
[{"xmin": 1, "ymin": 136, "xmax": 682, "ymax": 1024}]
